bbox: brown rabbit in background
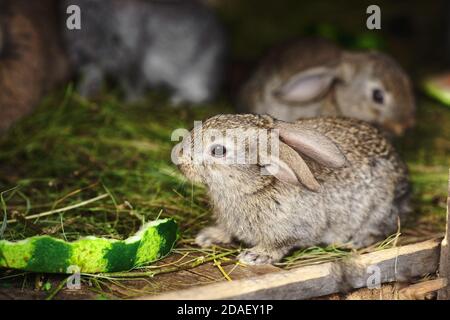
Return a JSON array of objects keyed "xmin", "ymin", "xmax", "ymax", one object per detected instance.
[
  {"xmin": 0, "ymin": 0, "xmax": 70, "ymax": 133},
  {"xmin": 239, "ymin": 38, "xmax": 416, "ymax": 136},
  {"xmin": 174, "ymin": 114, "xmax": 411, "ymax": 264}
]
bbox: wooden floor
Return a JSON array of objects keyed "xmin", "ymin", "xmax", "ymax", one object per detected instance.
[
  {"xmin": 0, "ymin": 252, "xmax": 280, "ymax": 300},
  {"xmin": 0, "ymin": 233, "xmax": 446, "ymax": 299}
]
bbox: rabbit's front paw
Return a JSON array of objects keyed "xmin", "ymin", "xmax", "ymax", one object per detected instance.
[
  {"xmin": 195, "ymin": 226, "xmax": 232, "ymax": 248},
  {"xmin": 238, "ymin": 247, "xmax": 286, "ymax": 265}
]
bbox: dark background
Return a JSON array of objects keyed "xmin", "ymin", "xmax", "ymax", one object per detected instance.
[{"xmin": 208, "ymin": 0, "xmax": 448, "ymax": 79}]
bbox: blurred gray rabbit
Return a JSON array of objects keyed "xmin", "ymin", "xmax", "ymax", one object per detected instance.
[
  {"xmin": 0, "ymin": 0, "xmax": 70, "ymax": 133},
  {"xmin": 62, "ymin": 0, "xmax": 226, "ymax": 104},
  {"xmin": 174, "ymin": 114, "xmax": 411, "ymax": 264},
  {"xmin": 239, "ymin": 38, "xmax": 415, "ymax": 136}
]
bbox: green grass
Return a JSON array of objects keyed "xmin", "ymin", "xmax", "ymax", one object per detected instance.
[
  {"xmin": 0, "ymin": 85, "xmax": 449, "ymax": 296},
  {"xmin": 0, "ymin": 86, "xmax": 226, "ymax": 242},
  {"xmin": 399, "ymin": 96, "xmax": 450, "ymax": 235}
]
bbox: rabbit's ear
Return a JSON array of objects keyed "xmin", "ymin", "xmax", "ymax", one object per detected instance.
[
  {"xmin": 263, "ymin": 142, "xmax": 320, "ymax": 191},
  {"xmin": 274, "ymin": 121, "xmax": 347, "ymax": 168},
  {"xmin": 274, "ymin": 67, "xmax": 336, "ymax": 103}
]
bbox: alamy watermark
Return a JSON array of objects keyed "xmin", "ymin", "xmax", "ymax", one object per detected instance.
[
  {"xmin": 366, "ymin": 5, "xmax": 381, "ymax": 30},
  {"xmin": 66, "ymin": 5, "xmax": 81, "ymax": 30},
  {"xmin": 66, "ymin": 265, "xmax": 81, "ymax": 290},
  {"xmin": 366, "ymin": 265, "xmax": 382, "ymax": 289}
]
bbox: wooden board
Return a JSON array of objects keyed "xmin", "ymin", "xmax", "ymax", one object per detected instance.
[
  {"xmin": 0, "ymin": 251, "xmax": 281, "ymax": 299},
  {"xmin": 438, "ymin": 169, "xmax": 450, "ymax": 300},
  {"xmin": 320, "ymin": 279, "xmax": 447, "ymax": 300}
]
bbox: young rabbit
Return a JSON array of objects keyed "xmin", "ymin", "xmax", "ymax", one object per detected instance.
[
  {"xmin": 0, "ymin": 0, "xmax": 70, "ymax": 133},
  {"xmin": 174, "ymin": 113, "xmax": 411, "ymax": 264},
  {"xmin": 239, "ymin": 38, "xmax": 415, "ymax": 136},
  {"xmin": 62, "ymin": 0, "xmax": 226, "ymax": 104}
]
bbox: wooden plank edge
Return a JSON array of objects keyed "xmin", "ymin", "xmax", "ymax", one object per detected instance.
[
  {"xmin": 136, "ymin": 238, "xmax": 441, "ymax": 300},
  {"xmin": 399, "ymin": 278, "xmax": 447, "ymax": 300},
  {"xmin": 438, "ymin": 169, "xmax": 450, "ymax": 300}
]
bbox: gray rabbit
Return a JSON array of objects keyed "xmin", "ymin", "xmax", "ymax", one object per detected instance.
[
  {"xmin": 239, "ymin": 38, "xmax": 415, "ymax": 136},
  {"xmin": 174, "ymin": 113, "xmax": 411, "ymax": 264},
  {"xmin": 62, "ymin": 0, "xmax": 226, "ymax": 104}
]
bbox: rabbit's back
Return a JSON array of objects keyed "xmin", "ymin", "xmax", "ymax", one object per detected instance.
[
  {"xmin": 297, "ymin": 117, "xmax": 396, "ymax": 163},
  {"xmin": 291, "ymin": 117, "xmax": 410, "ymax": 247},
  {"xmin": 249, "ymin": 38, "xmax": 341, "ymax": 85},
  {"xmin": 239, "ymin": 38, "xmax": 341, "ymax": 116},
  {"xmin": 296, "ymin": 117, "xmax": 409, "ymax": 207}
]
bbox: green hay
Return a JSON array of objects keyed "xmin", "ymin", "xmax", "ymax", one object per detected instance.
[{"xmin": 0, "ymin": 87, "xmax": 223, "ymax": 241}]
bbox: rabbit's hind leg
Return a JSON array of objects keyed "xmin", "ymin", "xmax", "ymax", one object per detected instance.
[
  {"xmin": 119, "ymin": 72, "xmax": 147, "ymax": 103},
  {"xmin": 170, "ymin": 75, "xmax": 211, "ymax": 105},
  {"xmin": 77, "ymin": 64, "xmax": 104, "ymax": 98},
  {"xmin": 393, "ymin": 175, "xmax": 412, "ymax": 222},
  {"xmin": 346, "ymin": 208, "xmax": 398, "ymax": 249},
  {"xmin": 349, "ymin": 184, "xmax": 410, "ymax": 249}
]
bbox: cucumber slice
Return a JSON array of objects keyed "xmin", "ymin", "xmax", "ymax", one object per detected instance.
[{"xmin": 0, "ymin": 218, "xmax": 178, "ymax": 273}]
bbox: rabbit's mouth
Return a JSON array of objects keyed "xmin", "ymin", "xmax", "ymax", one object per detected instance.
[{"xmin": 177, "ymin": 162, "xmax": 203, "ymax": 185}]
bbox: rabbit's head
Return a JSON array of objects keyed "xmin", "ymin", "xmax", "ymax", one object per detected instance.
[
  {"xmin": 334, "ymin": 51, "xmax": 415, "ymax": 136},
  {"xmin": 173, "ymin": 114, "xmax": 347, "ymax": 193},
  {"xmin": 274, "ymin": 49, "xmax": 415, "ymax": 136}
]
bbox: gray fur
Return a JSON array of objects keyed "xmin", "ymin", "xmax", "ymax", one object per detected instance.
[
  {"xmin": 62, "ymin": 0, "xmax": 226, "ymax": 103},
  {"xmin": 175, "ymin": 114, "xmax": 411, "ymax": 264},
  {"xmin": 239, "ymin": 38, "xmax": 416, "ymax": 136}
]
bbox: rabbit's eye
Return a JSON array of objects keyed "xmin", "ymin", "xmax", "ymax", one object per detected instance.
[
  {"xmin": 372, "ymin": 89, "xmax": 385, "ymax": 104},
  {"xmin": 210, "ymin": 144, "xmax": 226, "ymax": 158}
]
